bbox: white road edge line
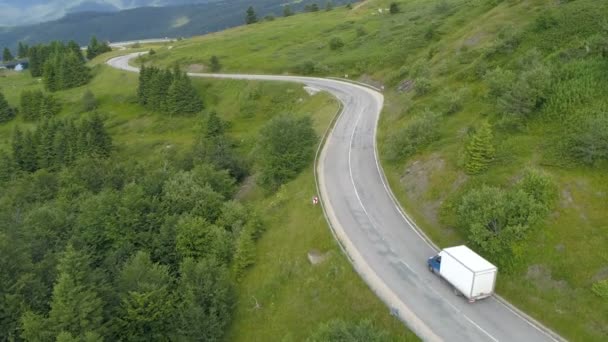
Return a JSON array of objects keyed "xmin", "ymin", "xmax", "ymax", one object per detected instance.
[
  {"xmin": 345, "ymin": 89, "xmax": 498, "ymax": 342},
  {"xmin": 399, "ymin": 260, "xmax": 499, "ymax": 342},
  {"xmin": 354, "ymin": 82, "xmax": 564, "ymax": 342}
]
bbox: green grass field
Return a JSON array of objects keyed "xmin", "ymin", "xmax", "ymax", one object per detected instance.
[{"xmin": 134, "ymin": 0, "xmax": 608, "ymax": 340}]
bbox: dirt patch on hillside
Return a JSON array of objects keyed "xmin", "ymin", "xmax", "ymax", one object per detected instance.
[
  {"xmin": 592, "ymin": 266, "xmax": 608, "ymax": 282},
  {"xmin": 235, "ymin": 176, "xmax": 256, "ymax": 200},
  {"xmin": 400, "ymin": 154, "xmax": 467, "ymax": 225},
  {"xmin": 397, "ymin": 79, "xmax": 415, "ymax": 93},
  {"xmin": 307, "ymin": 250, "xmax": 330, "ymax": 265},
  {"xmin": 187, "ymin": 64, "xmax": 205, "ymax": 73},
  {"xmin": 463, "ymin": 32, "xmax": 485, "ymax": 47},
  {"xmin": 526, "ymin": 264, "xmax": 569, "ymax": 291},
  {"xmin": 401, "ymin": 156, "xmax": 445, "ymax": 200},
  {"xmin": 559, "ymin": 183, "xmax": 589, "ymax": 222},
  {"xmin": 358, "ymin": 74, "xmax": 384, "ymax": 90}
]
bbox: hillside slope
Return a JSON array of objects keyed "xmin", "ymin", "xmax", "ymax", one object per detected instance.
[{"xmin": 143, "ymin": 0, "xmax": 608, "ymax": 340}]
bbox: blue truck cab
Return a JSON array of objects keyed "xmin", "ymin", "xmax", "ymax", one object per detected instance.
[{"xmin": 427, "ymin": 255, "xmax": 441, "ymax": 273}]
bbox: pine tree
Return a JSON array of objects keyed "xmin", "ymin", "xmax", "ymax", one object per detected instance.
[
  {"xmin": 390, "ymin": 2, "xmax": 400, "ymax": 14},
  {"xmin": 167, "ymin": 72, "xmax": 203, "ymax": 115},
  {"xmin": 283, "ymin": 4, "xmax": 294, "ymax": 17},
  {"xmin": 176, "ymin": 258, "xmax": 233, "ymax": 340},
  {"xmin": 245, "ymin": 6, "xmax": 258, "ymax": 24},
  {"xmin": 18, "ymin": 42, "xmax": 29, "ymax": 58},
  {"xmin": 21, "ymin": 131, "xmax": 39, "ymax": 172},
  {"xmin": 11, "ymin": 127, "xmax": 24, "ymax": 170},
  {"xmin": 63, "ymin": 51, "xmax": 90, "ymax": 88},
  {"xmin": 0, "ymin": 92, "xmax": 16, "ymax": 123},
  {"xmin": 233, "ymin": 229, "xmax": 256, "ymax": 278},
  {"xmin": 0, "ymin": 149, "xmax": 16, "ymax": 183},
  {"xmin": 2, "ymin": 47, "xmax": 13, "ymax": 61},
  {"xmin": 53, "ymin": 122, "xmax": 69, "ymax": 167},
  {"xmin": 43, "ymin": 58, "xmax": 59, "ymax": 92},
  {"xmin": 117, "ymin": 251, "xmax": 176, "ymax": 341},
  {"xmin": 28, "ymin": 45, "xmax": 45, "ymax": 77},
  {"xmin": 137, "ymin": 65, "xmax": 149, "ymax": 105},
  {"xmin": 209, "ymin": 55, "xmax": 221, "ymax": 72},
  {"xmin": 465, "ymin": 122, "xmax": 495, "ymax": 174},
  {"xmin": 21, "ymin": 90, "xmax": 40, "ymax": 120},
  {"xmin": 48, "ymin": 245, "xmax": 103, "ymax": 338},
  {"xmin": 147, "ymin": 68, "xmax": 173, "ymax": 111},
  {"xmin": 40, "ymin": 95, "xmax": 61, "ymax": 119},
  {"xmin": 86, "ymin": 113, "xmax": 112, "ymax": 157},
  {"xmin": 87, "ymin": 36, "xmax": 100, "ymax": 60},
  {"xmin": 82, "ymin": 90, "xmax": 97, "ymax": 112},
  {"xmin": 67, "ymin": 40, "xmax": 85, "ymax": 62}
]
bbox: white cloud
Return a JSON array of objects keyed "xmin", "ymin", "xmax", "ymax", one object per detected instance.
[{"xmin": 0, "ymin": 1, "xmax": 127, "ymax": 26}]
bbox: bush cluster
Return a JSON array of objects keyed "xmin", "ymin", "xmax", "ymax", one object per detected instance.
[
  {"xmin": 256, "ymin": 114, "xmax": 318, "ymax": 191},
  {"xmin": 385, "ymin": 111, "xmax": 440, "ymax": 161},
  {"xmin": 457, "ymin": 169, "xmax": 556, "ymax": 271}
]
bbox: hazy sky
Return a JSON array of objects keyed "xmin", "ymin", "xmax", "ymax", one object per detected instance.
[{"xmin": 0, "ymin": 0, "xmax": 209, "ymax": 26}]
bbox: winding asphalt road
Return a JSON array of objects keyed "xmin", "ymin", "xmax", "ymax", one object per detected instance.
[{"xmin": 108, "ymin": 53, "xmax": 563, "ymax": 342}]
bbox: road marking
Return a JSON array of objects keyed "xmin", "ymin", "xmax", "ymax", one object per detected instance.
[
  {"xmin": 490, "ymin": 297, "xmax": 561, "ymax": 342},
  {"xmin": 344, "ymin": 91, "xmax": 498, "ymax": 341}
]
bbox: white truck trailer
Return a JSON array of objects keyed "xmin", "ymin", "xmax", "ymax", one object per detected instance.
[{"xmin": 427, "ymin": 245, "xmax": 497, "ymax": 302}]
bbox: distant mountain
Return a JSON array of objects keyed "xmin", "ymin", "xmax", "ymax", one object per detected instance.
[
  {"xmin": 0, "ymin": 1, "xmax": 217, "ymax": 26},
  {"xmin": 66, "ymin": 1, "xmax": 120, "ymax": 14},
  {"xmin": 0, "ymin": 1, "xmax": 353, "ymax": 51}
]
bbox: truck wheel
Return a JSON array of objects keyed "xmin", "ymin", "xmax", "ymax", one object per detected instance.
[
  {"xmin": 452, "ymin": 287, "xmax": 460, "ymax": 297},
  {"xmin": 428, "ymin": 265, "xmax": 433, "ymax": 273}
]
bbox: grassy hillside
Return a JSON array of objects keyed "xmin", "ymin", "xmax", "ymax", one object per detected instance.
[
  {"xmin": 141, "ymin": 0, "xmax": 608, "ymax": 340},
  {"xmin": 0, "ymin": 51, "xmax": 414, "ymax": 340}
]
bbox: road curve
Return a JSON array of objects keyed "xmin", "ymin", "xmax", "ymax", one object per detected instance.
[{"xmin": 107, "ymin": 53, "xmax": 563, "ymax": 342}]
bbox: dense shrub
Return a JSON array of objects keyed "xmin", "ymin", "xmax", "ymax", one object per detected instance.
[
  {"xmin": 592, "ymin": 280, "xmax": 608, "ymax": 300},
  {"xmin": 414, "ymin": 77, "xmax": 432, "ymax": 96},
  {"xmin": 389, "ymin": 3, "xmax": 400, "ymax": 14},
  {"xmin": 81, "ymin": 90, "xmax": 97, "ymax": 112},
  {"xmin": 385, "ymin": 111, "xmax": 440, "ymax": 161},
  {"xmin": 457, "ymin": 170, "xmax": 556, "ymax": 270},
  {"xmin": 329, "ymin": 37, "xmax": 345, "ymax": 50},
  {"xmin": 485, "ymin": 51, "xmax": 551, "ymax": 118},
  {"xmin": 439, "ymin": 88, "xmax": 467, "ymax": 115},
  {"xmin": 256, "ymin": 115, "xmax": 318, "ymax": 191},
  {"xmin": 567, "ymin": 113, "xmax": 608, "ymax": 165}
]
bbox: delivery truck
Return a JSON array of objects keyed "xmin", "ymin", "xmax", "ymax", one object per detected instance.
[{"xmin": 427, "ymin": 245, "xmax": 497, "ymax": 302}]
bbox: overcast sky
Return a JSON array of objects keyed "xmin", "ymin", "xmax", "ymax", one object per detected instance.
[{"xmin": 0, "ymin": 0, "xmax": 209, "ymax": 27}]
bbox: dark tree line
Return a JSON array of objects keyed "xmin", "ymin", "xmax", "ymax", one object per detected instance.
[
  {"xmin": 0, "ymin": 120, "xmax": 263, "ymax": 340},
  {"xmin": 18, "ymin": 42, "xmax": 30, "ymax": 58},
  {"xmin": 27, "ymin": 40, "xmax": 90, "ymax": 92},
  {"xmin": 86, "ymin": 36, "xmax": 112, "ymax": 60},
  {"xmin": 10, "ymin": 114, "xmax": 112, "ymax": 173},
  {"xmin": 1, "ymin": 43, "xmax": 30, "ymax": 61},
  {"xmin": 138, "ymin": 65, "xmax": 203, "ymax": 115},
  {"xmin": 20, "ymin": 90, "xmax": 62, "ymax": 121},
  {"xmin": 2, "ymin": 47, "xmax": 13, "ymax": 61}
]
